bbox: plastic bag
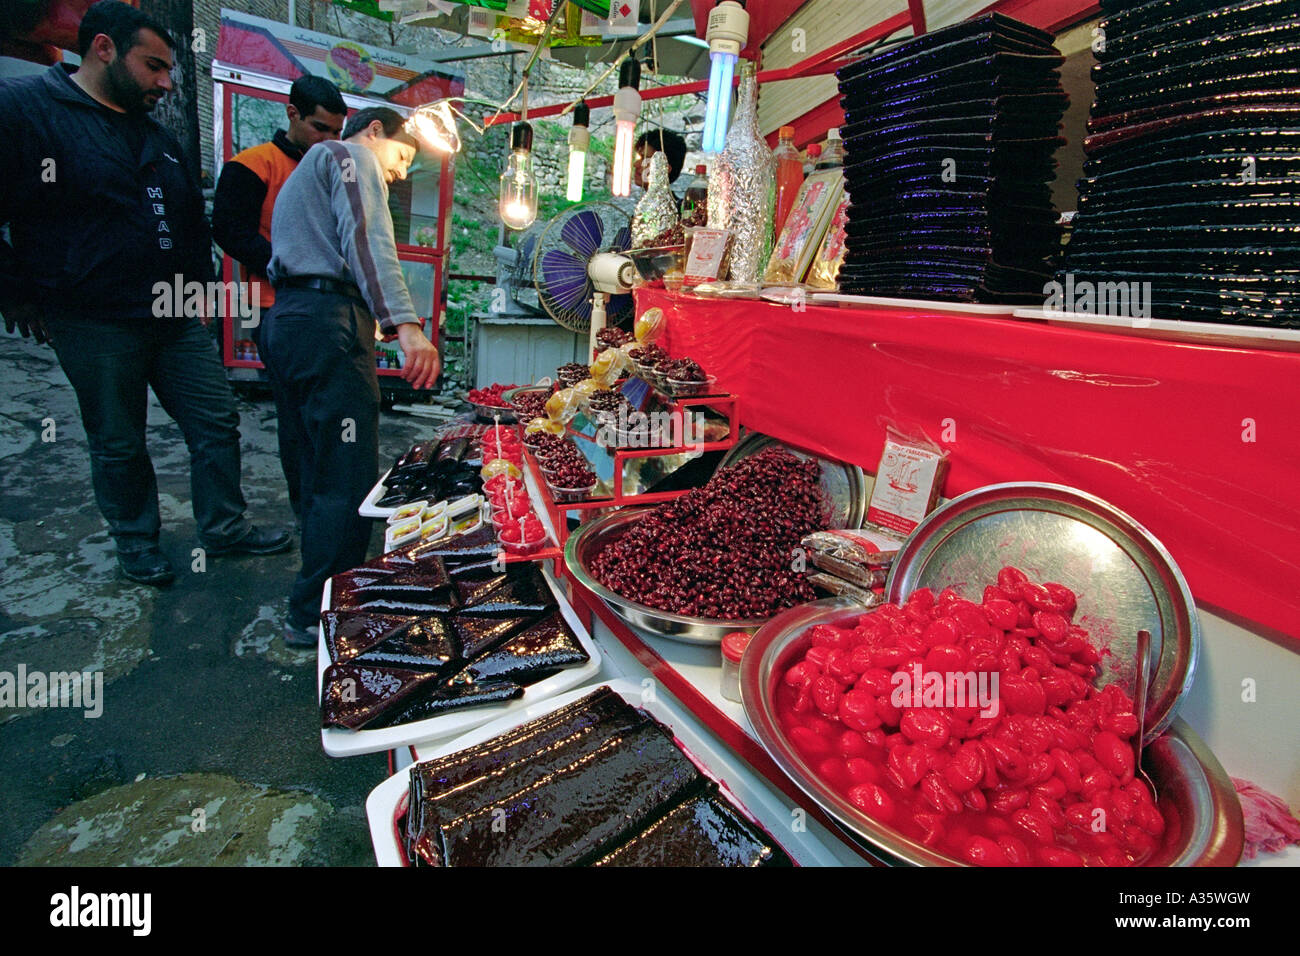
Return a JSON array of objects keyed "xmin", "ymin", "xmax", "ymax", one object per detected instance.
[
  {"xmin": 807, "ymin": 572, "xmax": 880, "ymax": 608},
  {"xmin": 801, "ymin": 528, "xmax": 903, "ymax": 567},
  {"xmin": 810, "ymin": 551, "xmax": 888, "ymax": 588}
]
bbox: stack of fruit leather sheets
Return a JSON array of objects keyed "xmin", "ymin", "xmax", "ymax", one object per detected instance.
[
  {"xmin": 320, "ymin": 526, "xmax": 589, "ymax": 732},
  {"xmin": 835, "ymin": 13, "xmax": 1068, "ymax": 303},
  {"xmin": 1062, "ymin": 0, "xmax": 1300, "ymax": 326}
]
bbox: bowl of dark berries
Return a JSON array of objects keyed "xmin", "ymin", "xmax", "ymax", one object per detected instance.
[
  {"xmin": 544, "ymin": 461, "xmax": 599, "ymax": 503},
  {"xmin": 505, "ymin": 385, "xmax": 553, "ymax": 423},
  {"xmin": 595, "ymin": 327, "xmax": 634, "ymax": 352},
  {"xmin": 555, "ymin": 363, "xmax": 592, "ymax": 389},
  {"xmin": 627, "ymin": 345, "xmax": 671, "ymax": 387},
  {"xmin": 661, "ymin": 358, "xmax": 717, "ymax": 397},
  {"xmin": 565, "ymin": 448, "xmax": 830, "ymax": 643}
]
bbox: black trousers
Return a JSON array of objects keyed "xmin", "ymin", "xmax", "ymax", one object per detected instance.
[
  {"xmin": 259, "ymin": 288, "xmax": 379, "ymax": 629},
  {"xmin": 44, "ymin": 314, "xmax": 252, "ymax": 553}
]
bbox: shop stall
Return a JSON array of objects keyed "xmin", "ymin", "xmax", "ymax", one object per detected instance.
[{"xmin": 307, "ymin": 0, "xmax": 1300, "ymax": 868}]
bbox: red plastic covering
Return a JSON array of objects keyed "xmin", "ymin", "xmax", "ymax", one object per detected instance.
[{"xmin": 640, "ymin": 287, "xmax": 1300, "ymax": 642}]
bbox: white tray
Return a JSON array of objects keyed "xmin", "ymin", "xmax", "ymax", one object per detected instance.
[
  {"xmin": 1010, "ymin": 308, "xmax": 1300, "ymax": 352},
  {"xmin": 318, "ymin": 564, "xmax": 602, "ymax": 758},
  {"xmin": 359, "ymin": 467, "xmax": 400, "ymax": 519},
  {"xmin": 367, "ymin": 678, "xmax": 846, "ymax": 867},
  {"xmin": 811, "ymin": 292, "xmax": 1019, "ymax": 317}
]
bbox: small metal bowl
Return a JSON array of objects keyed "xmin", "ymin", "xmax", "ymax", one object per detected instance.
[
  {"xmin": 628, "ymin": 244, "xmax": 686, "ymax": 283},
  {"xmin": 564, "ymin": 507, "xmax": 773, "ymax": 645},
  {"xmin": 739, "ymin": 599, "xmax": 1244, "ymax": 866},
  {"xmin": 468, "ymin": 399, "xmax": 516, "ymax": 422}
]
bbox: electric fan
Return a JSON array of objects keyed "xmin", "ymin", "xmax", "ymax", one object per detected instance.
[{"xmin": 533, "ymin": 201, "xmax": 635, "ymax": 353}]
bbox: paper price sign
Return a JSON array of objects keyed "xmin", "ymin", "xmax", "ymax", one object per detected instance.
[{"xmin": 683, "ymin": 229, "xmax": 730, "ymax": 286}]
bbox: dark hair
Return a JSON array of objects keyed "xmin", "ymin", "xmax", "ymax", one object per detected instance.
[
  {"xmin": 78, "ymin": 0, "xmax": 174, "ymax": 57},
  {"xmin": 290, "ymin": 75, "xmax": 346, "ymax": 119},
  {"xmin": 343, "ymin": 106, "xmax": 418, "ymax": 148},
  {"xmin": 636, "ymin": 128, "xmax": 687, "ymax": 182}
]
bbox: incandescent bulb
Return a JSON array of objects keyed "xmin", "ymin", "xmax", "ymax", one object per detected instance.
[{"xmin": 498, "ymin": 121, "xmax": 537, "ymax": 230}]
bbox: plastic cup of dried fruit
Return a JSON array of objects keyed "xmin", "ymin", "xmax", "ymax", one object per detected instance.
[
  {"xmin": 545, "ymin": 477, "xmax": 598, "ymax": 503},
  {"xmin": 664, "ymin": 374, "xmax": 717, "ymax": 398}
]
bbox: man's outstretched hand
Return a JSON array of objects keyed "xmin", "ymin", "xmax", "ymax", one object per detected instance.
[
  {"xmin": 395, "ymin": 322, "xmax": 441, "ymax": 390},
  {"xmin": 3, "ymin": 303, "xmax": 49, "ymax": 344}
]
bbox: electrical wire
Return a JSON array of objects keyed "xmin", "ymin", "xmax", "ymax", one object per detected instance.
[
  {"xmin": 484, "ymin": 2, "xmax": 565, "ymax": 129},
  {"xmin": 554, "ymin": 0, "xmax": 688, "ymax": 119}
]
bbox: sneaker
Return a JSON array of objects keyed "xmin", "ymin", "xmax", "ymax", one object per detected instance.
[
  {"xmin": 205, "ymin": 525, "xmax": 294, "ymax": 557},
  {"xmin": 118, "ymin": 548, "xmax": 176, "ymax": 586},
  {"xmin": 283, "ymin": 622, "xmax": 319, "ymax": 649}
]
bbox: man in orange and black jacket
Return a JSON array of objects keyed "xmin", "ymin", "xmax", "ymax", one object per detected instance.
[{"xmin": 212, "ymin": 74, "xmax": 346, "ymax": 519}]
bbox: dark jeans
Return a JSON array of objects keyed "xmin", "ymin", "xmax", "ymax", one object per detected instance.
[
  {"xmin": 259, "ymin": 288, "xmax": 379, "ymax": 629},
  {"xmin": 44, "ymin": 315, "xmax": 252, "ymax": 554}
]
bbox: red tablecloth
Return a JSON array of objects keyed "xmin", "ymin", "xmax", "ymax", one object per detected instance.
[{"xmin": 640, "ymin": 287, "xmax": 1300, "ymax": 642}]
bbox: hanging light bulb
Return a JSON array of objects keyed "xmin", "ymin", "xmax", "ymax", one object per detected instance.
[
  {"xmin": 566, "ymin": 100, "xmax": 590, "ymax": 203},
  {"xmin": 407, "ymin": 100, "xmax": 461, "ymax": 155},
  {"xmin": 611, "ymin": 58, "xmax": 641, "ymax": 198},
  {"xmin": 499, "ymin": 121, "xmax": 538, "ymax": 230},
  {"xmin": 702, "ymin": 1, "xmax": 749, "ymax": 153}
]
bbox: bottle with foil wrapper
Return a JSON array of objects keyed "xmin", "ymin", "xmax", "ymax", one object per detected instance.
[
  {"xmin": 631, "ymin": 151, "xmax": 680, "ymax": 248},
  {"xmin": 706, "ymin": 60, "xmax": 774, "ymax": 287}
]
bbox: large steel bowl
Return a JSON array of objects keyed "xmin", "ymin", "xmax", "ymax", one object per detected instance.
[
  {"xmin": 740, "ymin": 599, "xmax": 1244, "ymax": 866},
  {"xmin": 564, "ymin": 507, "xmax": 771, "ymax": 644}
]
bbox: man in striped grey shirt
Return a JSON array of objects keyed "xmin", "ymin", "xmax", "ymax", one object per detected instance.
[{"xmin": 262, "ymin": 106, "xmax": 440, "ymax": 646}]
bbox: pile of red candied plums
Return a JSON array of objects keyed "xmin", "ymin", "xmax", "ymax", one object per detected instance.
[{"xmin": 775, "ymin": 567, "xmax": 1165, "ymax": 866}]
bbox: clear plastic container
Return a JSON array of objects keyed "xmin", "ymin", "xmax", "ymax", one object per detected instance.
[
  {"xmin": 772, "ymin": 126, "xmax": 804, "ymax": 237},
  {"xmin": 815, "ymin": 128, "xmax": 845, "ymax": 170},
  {"xmin": 720, "ymin": 630, "xmax": 753, "ymax": 703},
  {"xmin": 384, "ymin": 518, "xmax": 422, "ymax": 552},
  {"xmin": 387, "ymin": 500, "xmax": 427, "ymax": 525}
]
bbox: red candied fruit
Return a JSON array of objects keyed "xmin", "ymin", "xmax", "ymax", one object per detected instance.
[{"xmin": 774, "ymin": 567, "xmax": 1162, "ymax": 867}]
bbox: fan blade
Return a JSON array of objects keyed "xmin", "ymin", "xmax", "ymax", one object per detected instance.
[
  {"xmin": 561, "ymin": 209, "xmax": 604, "ymax": 259},
  {"xmin": 609, "ymin": 225, "xmax": 632, "ymax": 252},
  {"xmin": 606, "ymin": 293, "xmax": 635, "ymax": 323},
  {"xmin": 539, "ymin": 250, "xmax": 594, "ymax": 312}
]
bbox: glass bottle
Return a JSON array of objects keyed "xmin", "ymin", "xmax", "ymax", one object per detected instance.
[
  {"xmin": 682, "ymin": 163, "xmax": 709, "ymax": 227},
  {"xmin": 706, "ymin": 60, "xmax": 775, "ymax": 287}
]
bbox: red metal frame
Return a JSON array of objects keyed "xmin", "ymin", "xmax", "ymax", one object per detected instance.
[{"xmin": 218, "ymin": 82, "xmax": 450, "ymax": 376}]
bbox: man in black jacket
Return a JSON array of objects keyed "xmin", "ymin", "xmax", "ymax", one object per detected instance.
[{"xmin": 0, "ymin": 1, "xmax": 290, "ymax": 585}]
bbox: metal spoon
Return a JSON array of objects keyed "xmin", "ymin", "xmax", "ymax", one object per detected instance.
[{"xmin": 1133, "ymin": 629, "xmax": 1157, "ymax": 798}]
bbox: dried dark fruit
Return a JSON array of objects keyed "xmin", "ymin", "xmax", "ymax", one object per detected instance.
[{"xmin": 589, "ymin": 448, "xmax": 829, "ymax": 620}]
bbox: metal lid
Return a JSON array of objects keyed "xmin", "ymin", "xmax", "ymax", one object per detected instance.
[
  {"xmin": 884, "ymin": 482, "xmax": 1200, "ymax": 742},
  {"xmin": 715, "ymin": 433, "xmax": 867, "ymax": 530}
]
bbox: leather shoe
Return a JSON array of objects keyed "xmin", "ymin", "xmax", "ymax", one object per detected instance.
[
  {"xmin": 205, "ymin": 525, "xmax": 293, "ymax": 557},
  {"xmin": 118, "ymin": 548, "xmax": 176, "ymax": 586}
]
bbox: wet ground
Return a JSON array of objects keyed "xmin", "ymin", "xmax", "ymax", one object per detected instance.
[{"xmin": 0, "ymin": 335, "xmax": 435, "ymax": 865}]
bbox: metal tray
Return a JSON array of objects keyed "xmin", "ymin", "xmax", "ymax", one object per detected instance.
[
  {"xmin": 740, "ymin": 599, "xmax": 1242, "ymax": 867},
  {"xmin": 468, "ymin": 400, "xmax": 516, "ymax": 423},
  {"xmin": 716, "ymin": 433, "xmax": 870, "ymax": 530},
  {"xmin": 885, "ymin": 482, "xmax": 1200, "ymax": 742},
  {"xmin": 564, "ymin": 507, "xmax": 770, "ymax": 645}
]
